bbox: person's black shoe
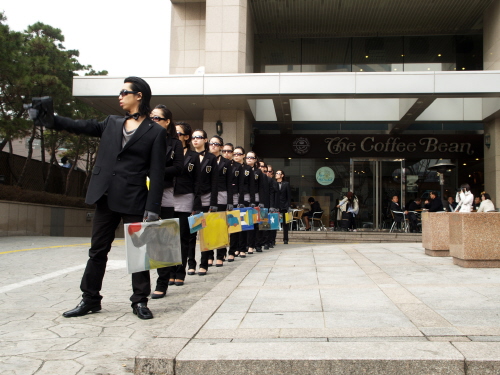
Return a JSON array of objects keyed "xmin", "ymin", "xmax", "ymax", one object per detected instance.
[
  {"xmin": 175, "ymin": 281, "xmax": 184, "ymax": 286},
  {"xmin": 63, "ymin": 300, "xmax": 101, "ymax": 318},
  {"xmin": 151, "ymin": 291, "xmax": 166, "ymax": 299},
  {"xmin": 256, "ymin": 247, "xmax": 263, "ymax": 252},
  {"xmin": 168, "ymin": 280, "xmax": 175, "ymax": 285},
  {"xmin": 133, "ymin": 302, "xmax": 153, "ymax": 320},
  {"xmin": 284, "ymin": 240, "xmax": 288, "ymax": 244},
  {"xmin": 264, "ymin": 244, "xmax": 269, "ymax": 250}
]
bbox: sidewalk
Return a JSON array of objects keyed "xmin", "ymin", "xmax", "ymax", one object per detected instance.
[
  {"xmin": 1, "ymin": 238, "xmax": 500, "ymax": 374},
  {"xmin": 137, "ymin": 242, "xmax": 500, "ymax": 375}
]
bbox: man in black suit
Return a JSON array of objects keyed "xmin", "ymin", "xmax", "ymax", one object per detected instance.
[
  {"xmin": 424, "ymin": 191, "xmax": 444, "ymax": 212},
  {"xmin": 276, "ymin": 169, "xmax": 291, "ymax": 244},
  {"xmin": 34, "ymin": 77, "xmax": 166, "ymax": 320}
]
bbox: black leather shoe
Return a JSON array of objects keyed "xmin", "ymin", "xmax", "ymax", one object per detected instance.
[
  {"xmin": 168, "ymin": 280, "xmax": 175, "ymax": 285},
  {"xmin": 175, "ymin": 281, "xmax": 184, "ymax": 286},
  {"xmin": 256, "ymin": 248, "xmax": 263, "ymax": 252},
  {"xmin": 133, "ymin": 302, "xmax": 153, "ymax": 319},
  {"xmin": 151, "ymin": 291, "xmax": 165, "ymax": 299},
  {"xmin": 63, "ymin": 300, "xmax": 101, "ymax": 318},
  {"xmin": 284, "ymin": 240, "xmax": 288, "ymax": 244},
  {"xmin": 264, "ymin": 245, "xmax": 269, "ymax": 250},
  {"xmin": 198, "ymin": 271, "xmax": 207, "ymax": 276}
]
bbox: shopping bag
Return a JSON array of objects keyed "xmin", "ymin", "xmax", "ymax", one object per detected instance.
[
  {"xmin": 269, "ymin": 212, "xmax": 280, "ymax": 230},
  {"xmin": 252, "ymin": 207, "xmax": 261, "ymax": 224},
  {"xmin": 227, "ymin": 210, "xmax": 242, "ymax": 234},
  {"xmin": 240, "ymin": 207, "xmax": 254, "ymax": 231},
  {"xmin": 258, "ymin": 208, "xmax": 270, "ymax": 230},
  {"xmin": 124, "ymin": 219, "xmax": 181, "ymax": 274},
  {"xmin": 188, "ymin": 212, "xmax": 206, "ymax": 234},
  {"xmin": 199, "ymin": 212, "xmax": 229, "ymax": 251}
]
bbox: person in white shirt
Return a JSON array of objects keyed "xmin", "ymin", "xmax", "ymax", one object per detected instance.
[
  {"xmin": 477, "ymin": 192, "xmax": 496, "ymax": 212},
  {"xmin": 455, "ymin": 183, "xmax": 474, "ymax": 212}
]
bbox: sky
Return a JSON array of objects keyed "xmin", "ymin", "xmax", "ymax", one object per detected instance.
[{"xmin": 1, "ymin": 0, "xmax": 171, "ymax": 77}]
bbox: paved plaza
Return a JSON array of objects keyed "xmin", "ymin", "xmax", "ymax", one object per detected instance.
[{"xmin": 1, "ymin": 237, "xmax": 500, "ymax": 374}]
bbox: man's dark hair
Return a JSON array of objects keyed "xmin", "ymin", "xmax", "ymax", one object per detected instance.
[
  {"xmin": 308, "ymin": 197, "xmax": 315, "ymax": 203},
  {"xmin": 124, "ymin": 76, "xmax": 151, "ymax": 117}
]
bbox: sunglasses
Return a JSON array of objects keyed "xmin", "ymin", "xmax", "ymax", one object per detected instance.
[
  {"xmin": 233, "ymin": 152, "xmax": 244, "ymax": 156},
  {"xmin": 222, "ymin": 150, "xmax": 233, "ymax": 153},
  {"xmin": 208, "ymin": 142, "xmax": 222, "ymax": 146},
  {"xmin": 192, "ymin": 135, "xmax": 206, "ymax": 140},
  {"xmin": 268, "ymin": 171, "xmax": 274, "ymax": 174},
  {"xmin": 246, "ymin": 156, "xmax": 256, "ymax": 159},
  {"xmin": 177, "ymin": 131, "xmax": 186, "ymax": 136},
  {"xmin": 119, "ymin": 89, "xmax": 138, "ymax": 97},
  {"xmin": 276, "ymin": 172, "xmax": 283, "ymax": 175},
  {"xmin": 151, "ymin": 116, "xmax": 166, "ymax": 121}
]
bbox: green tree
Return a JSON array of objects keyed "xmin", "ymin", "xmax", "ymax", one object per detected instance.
[{"xmin": 0, "ymin": 13, "xmax": 107, "ymax": 196}]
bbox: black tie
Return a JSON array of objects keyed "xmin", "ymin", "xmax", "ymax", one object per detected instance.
[
  {"xmin": 125, "ymin": 112, "xmax": 140, "ymax": 120},
  {"xmin": 198, "ymin": 151, "xmax": 206, "ymax": 156}
]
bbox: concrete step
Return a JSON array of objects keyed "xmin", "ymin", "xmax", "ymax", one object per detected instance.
[{"xmin": 276, "ymin": 231, "xmax": 422, "ymax": 243}]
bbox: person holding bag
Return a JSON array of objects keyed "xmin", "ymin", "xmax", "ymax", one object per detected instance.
[
  {"xmin": 192, "ymin": 129, "xmax": 218, "ymax": 276},
  {"xmin": 31, "ymin": 77, "xmax": 167, "ymax": 320},
  {"xmin": 149, "ymin": 105, "xmax": 183, "ymax": 297}
]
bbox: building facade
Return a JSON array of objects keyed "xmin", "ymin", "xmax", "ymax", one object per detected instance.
[{"xmin": 73, "ymin": 0, "xmax": 500, "ymax": 229}]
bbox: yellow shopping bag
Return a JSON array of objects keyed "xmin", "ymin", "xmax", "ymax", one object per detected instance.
[{"xmin": 199, "ymin": 212, "xmax": 229, "ymax": 251}]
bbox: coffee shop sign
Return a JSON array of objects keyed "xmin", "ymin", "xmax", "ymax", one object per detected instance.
[{"xmin": 325, "ymin": 136, "xmax": 475, "ymax": 155}]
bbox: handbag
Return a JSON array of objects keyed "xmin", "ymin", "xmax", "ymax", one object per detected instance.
[{"xmin": 124, "ymin": 219, "xmax": 181, "ymax": 274}]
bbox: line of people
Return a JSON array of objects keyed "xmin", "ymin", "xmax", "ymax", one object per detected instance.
[{"xmin": 34, "ymin": 77, "xmax": 292, "ymax": 320}]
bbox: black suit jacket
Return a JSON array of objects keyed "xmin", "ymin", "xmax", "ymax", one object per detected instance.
[
  {"xmin": 228, "ymin": 160, "xmax": 243, "ymax": 196},
  {"xmin": 215, "ymin": 156, "xmax": 233, "ymax": 201},
  {"xmin": 258, "ymin": 170, "xmax": 271, "ymax": 208},
  {"xmin": 239, "ymin": 164, "xmax": 256, "ymax": 204},
  {"xmin": 164, "ymin": 137, "xmax": 183, "ymax": 189},
  {"xmin": 53, "ymin": 115, "xmax": 166, "ymax": 215},
  {"xmin": 174, "ymin": 149, "xmax": 200, "ymax": 197},
  {"xmin": 277, "ymin": 181, "xmax": 291, "ymax": 210},
  {"xmin": 425, "ymin": 198, "xmax": 444, "ymax": 212},
  {"xmin": 197, "ymin": 152, "xmax": 218, "ymax": 207},
  {"xmin": 270, "ymin": 178, "xmax": 279, "ymax": 209}
]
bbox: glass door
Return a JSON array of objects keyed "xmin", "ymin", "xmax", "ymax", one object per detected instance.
[{"xmin": 351, "ymin": 158, "xmax": 404, "ymax": 231}]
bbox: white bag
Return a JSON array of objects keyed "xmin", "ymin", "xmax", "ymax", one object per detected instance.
[{"xmin": 124, "ymin": 219, "xmax": 181, "ymax": 274}]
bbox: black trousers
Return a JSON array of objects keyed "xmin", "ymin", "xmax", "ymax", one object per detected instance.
[
  {"xmin": 280, "ymin": 209, "xmax": 289, "ymax": 241},
  {"xmin": 346, "ymin": 212, "xmax": 356, "ymax": 230},
  {"xmin": 154, "ymin": 207, "xmax": 182, "ymax": 293},
  {"xmin": 81, "ymin": 195, "xmax": 149, "ymax": 306}
]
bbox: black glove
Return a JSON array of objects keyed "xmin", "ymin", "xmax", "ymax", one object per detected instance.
[
  {"xmin": 258, "ymin": 203, "xmax": 265, "ymax": 209},
  {"xmin": 29, "ymin": 96, "xmax": 54, "ymax": 128},
  {"xmin": 191, "ymin": 211, "xmax": 201, "ymax": 216},
  {"xmin": 227, "ymin": 204, "xmax": 234, "ymax": 211},
  {"xmin": 144, "ymin": 211, "xmax": 159, "ymax": 222},
  {"xmin": 209, "ymin": 206, "xmax": 218, "ymax": 212},
  {"xmin": 237, "ymin": 204, "xmax": 245, "ymax": 208},
  {"xmin": 250, "ymin": 204, "xmax": 256, "ymax": 208},
  {"xmin": 269, "ymin": 207, "xmax": 276, "ymax": 213}
]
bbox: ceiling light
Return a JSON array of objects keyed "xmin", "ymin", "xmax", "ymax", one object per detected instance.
[
  {"xmin": 288, "ymin": 158, "xmax": 292, "ymax": 160},
  {"xmin": 463, "ymin": 163, "xmax": 467, "ymax": 166},
  {"xmin": 284, "ymin": 113, "xmax": 290, "ymax": 116},
  {"xmin": 437, "ymin": 54, "xmax": 442, "ymax": 57},
  {"xmin": 462, "ymin": 67, "xmax": 465, "ymax": 70},
  {"xmin": 365, "ymin": 55, "xmax": 369, "ymax": 58},
  {"xmin": 360, "ymin": 69, "xmax": 363, "ymax": 72}
]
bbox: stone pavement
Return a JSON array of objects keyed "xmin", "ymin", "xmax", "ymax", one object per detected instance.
[{"xmin": 2, "ymin": 237, "xmax": 500, "ymax": 374}]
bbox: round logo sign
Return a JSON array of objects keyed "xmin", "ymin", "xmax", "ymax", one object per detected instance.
[
  {"xmin": 292, "ymin": 137, "xmax": 310, "ymax": 155},
  {"xmin": 316, "ymin": 167, "xmax": 335, "ymax": 186}
]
